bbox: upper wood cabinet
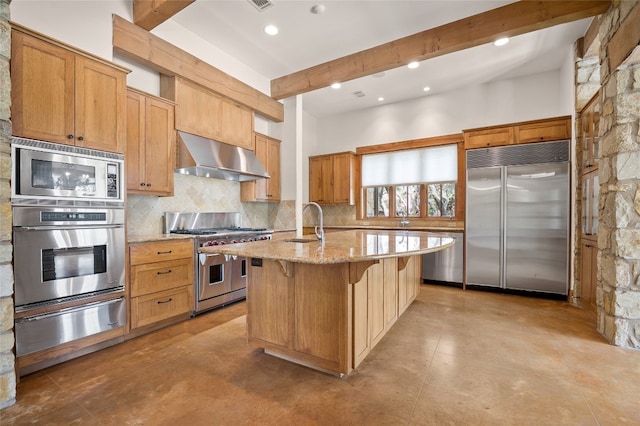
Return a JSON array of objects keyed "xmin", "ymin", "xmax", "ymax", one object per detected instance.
[
  {"xmin": 463, "ymin": 116, "xmax": 571, "ymax": 150},
  {"xmin": 11, "ymin": 27, "xmax": 128, "ymax": 153},
  {"xmin": 126, "ymin": 88, "xmax": 176, "ymax": 196},
  {"xmin": 160, "ymin": 75, "xmax": 254, "ymax": 150},
  {"xmin": 309, "ymin": 152, "xmax": 356, "ymax": 205},
  {"xmin": 241, "ymin": 133, "xmax": 281, "ymax": 202}
]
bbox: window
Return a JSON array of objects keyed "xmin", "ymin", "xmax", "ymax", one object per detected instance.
[{"xmin": 361, "ymin": 143, "xmax": 459, "ymax": 220}]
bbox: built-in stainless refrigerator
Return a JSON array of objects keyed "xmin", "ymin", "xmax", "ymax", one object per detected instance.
[{"xmin": 465, "ymin": 140, "xmax": 570, "ymax": 296}]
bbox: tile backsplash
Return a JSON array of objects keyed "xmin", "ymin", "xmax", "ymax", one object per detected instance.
[{"xmin": 126, "ymin": 174, "xmax": 270, "ymax": 236}]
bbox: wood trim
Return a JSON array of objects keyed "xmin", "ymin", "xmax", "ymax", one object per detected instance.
[
  {"xmin": 112, "ymin": 15, "xmax": 284, "ymax": 122},
  {"xmin": 355, "ymin": 133, "xmax": 462, "ymax": 155},
  {"xmin": 133, "ymin": 0, "xmax": 195, "ymax": 31},
  {"xmin": 270, "ymin": 1, "xmax": 611, "ymax": 100},
  {"xmin": 607, "ymin": 1, "xmax": 640, "ymax": 72},
  {"xmin": 583, "ymin": 16, "xmax": 601, "ymax": 58}
]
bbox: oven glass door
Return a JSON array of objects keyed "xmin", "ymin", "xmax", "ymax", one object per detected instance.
[
  {"xmin": 231, "ymin": 257, "xmax": 247, "ymax": 291},
  {"xmin": 17, "ymin": 148, "xmax": 119, "ymax": 200},
  {"xmin": 199, "ymin": 254, "xmax": 233, "ymax": 301},
  {"xmin": 13, "ymin": 225, "xmax": 125, "ymax": 307}
]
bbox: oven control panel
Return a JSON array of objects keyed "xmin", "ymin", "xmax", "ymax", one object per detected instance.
[{"xmin": 41, "ymin": 211, "xmax": 107, "ymax": 222}]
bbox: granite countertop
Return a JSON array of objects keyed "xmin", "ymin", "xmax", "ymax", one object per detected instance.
[
  {"xmin": 199, "ymin": 229, "xmax": 454, "ymax": 264},
  {"xmin": 127, "ymin": 234, "xmax": 195, "ymax": 244}
]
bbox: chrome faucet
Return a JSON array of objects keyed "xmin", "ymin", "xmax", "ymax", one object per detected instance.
[
  {"xmin": 400, "ymin": 212, "xmax": 410, "ymax": 227},
  {"xmin": 303, "ymin": 202, "xmax": 324, "ymax": 241}
]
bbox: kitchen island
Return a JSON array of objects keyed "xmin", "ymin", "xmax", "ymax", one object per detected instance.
[{"xmin": 199, "ymin": 229, "xmax": 453, "ymax": 376}]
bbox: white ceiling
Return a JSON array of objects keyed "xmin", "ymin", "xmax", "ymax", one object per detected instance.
[{"xmin": 164, "ymin": 0, "xmax": 592, "ymax": 118}]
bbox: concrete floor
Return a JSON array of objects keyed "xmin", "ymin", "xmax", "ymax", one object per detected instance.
[{"xmin": 2, "ymin": 284, "xmax": 639, "ymax": 425}]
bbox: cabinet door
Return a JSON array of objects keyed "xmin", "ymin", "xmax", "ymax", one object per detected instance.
[
  {"xmin": 464, "ymin": 127, "xmax": 513, "ymax": 149},
  {"xmin": 173, "ymin": 78, "xmax": 221, "ymax": 141},
  {"xmin": 126, "ymin": 90, "xmax": 146, "ymax": 191},
  {"xmin": 514, "ymin": 118, "xmax": 570, "ymax": 144},
  {"xmin": 309, "ymin": 156, "xmax": 334, "ymax": 203},
  {"xmin": 267, "ymin": 138, "xmax": 281, "ymax": 201},
  {"xmin": 74, "ymin": 56, "xmax": 126, "ymax": 153},
  {"xmin": 11, "ymin": 31, "xmax": 75, "ymax": 144},
  {"xmin": 580, "ymin": 240, "xmax": 597, "ymax": 311},
  {"xmin": 253, "ymin": 135, "xmax": 269, "ymax": 200},
  {"xmin": 144, "ymin": 97, "xmax": 175, "ymax": 195},
  {"xmin": 332, "ymin": 153, "xmax": 354, "ymax": 204},
  {"xmin": 220, "ymin": 99, "xmax": 254, "ymax": 150}
]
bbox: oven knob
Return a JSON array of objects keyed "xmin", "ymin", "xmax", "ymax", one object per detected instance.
[
  {"xmin": 247, "ymin": 238, "xmax": 254, "ymax": 242},
  {"xmin": 212, "ymin": 241, "xmax": 219, "ymax": 246},
  {"xmin": 240, "ymin": 239, "xmax": 246, "ymax": 243},
  {"xmin": 231, "ymin": 240, "xmax": 237, "ymax": 244},
  {"xmin": 219, "ymin": 241, "xmax": 226, "ymax": 245}
]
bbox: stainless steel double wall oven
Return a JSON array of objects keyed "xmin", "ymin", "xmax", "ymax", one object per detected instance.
[{"xmin": 12, "ymin": 137, "xmax": 126, "ymax": 372}]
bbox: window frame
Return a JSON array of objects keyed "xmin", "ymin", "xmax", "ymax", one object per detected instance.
[{"xmin": 356, "ymin": 134, "xmax": 465, "ymax": 221}]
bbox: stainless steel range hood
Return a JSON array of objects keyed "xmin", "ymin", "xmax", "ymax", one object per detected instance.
[{"xmin": 175, "ymin": 131, "xmax": 270, "ymax": 181}]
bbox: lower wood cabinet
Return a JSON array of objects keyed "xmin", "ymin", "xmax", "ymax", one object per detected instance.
[{"xmin": 128, "ymin": 239, "xmax": 194, "ymax": 333}]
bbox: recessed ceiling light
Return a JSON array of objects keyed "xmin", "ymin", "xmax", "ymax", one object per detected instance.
[
  {"xmin": 423, "ymin": 86, "xmax": 431, "ymax": 92},
  {"xmin": 494, "ymin": 37, "xmax": 509, "ymax": 46},
  {"xmin": 310, "ymin": 4, "xmax": 326, "ymax": 14},
  {"xmin": 331, "ymin": 82, "xmax": 341, "ymax": 89},
  {"xmin": 378, "ymin": 97, "xmax": 384, "ymax": 102},
  {"xmin": 264, "ymin": 25, "xmax": 279, "ymax": 36},
  {"xmin": 407, "ymin": 61, "xmax": 420, "ymax": 69}
]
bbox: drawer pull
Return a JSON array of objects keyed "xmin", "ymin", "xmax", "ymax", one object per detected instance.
[
  {"xmin": 156, "ymin": 269, "xmax": 172, "ymax": 275},
  {"xmin": 157, "ymin": 298, "xmax": 173, "ymax": 304},
  {"xmin": 157, "ymin": 250, "xmax": 173, "ymax": 255}
]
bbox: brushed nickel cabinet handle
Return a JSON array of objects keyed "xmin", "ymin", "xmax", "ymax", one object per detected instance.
[
  {"xmin": 156, "ymin": 270, "xmax": 172, "ymax": 275},
  {"xmin": 157, "ymin": 250, "xmax": 172, "ymax": 254},
  {"xmin": 157, "ymin": 298, "xmax": 173, "ymax": 304}
]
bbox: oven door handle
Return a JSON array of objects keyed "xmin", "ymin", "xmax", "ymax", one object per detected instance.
[
  {"xmin": 14, "ymin": 224, "xmax": 124, "ymax": 231},
  {"xmin": 16, "ymin": 297, "xmax": 124, "ymax": 322},
  {"xmin": 198, "ymin": 253, "xmax": 236, "ymax": 265}
]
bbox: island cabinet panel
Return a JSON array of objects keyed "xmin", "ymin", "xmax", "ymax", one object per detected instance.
[
  {"xmin": 398, "ymin": 256, "xmax": 421, "ymax": 315},
  {"xmin": 352, "ymin": 271, "xmax": 371, "ymax": 367},
  {"xmin": 246, "ymin": 259, "xmax": 293, "ymax": 348},
  {"xmin": 12, "ymin": 28, "xmax": 128, "ymax": 153},
  {"xmin": 369, "ymin": 258, "xmax": 398, "ymax": 347},
  {"xmin": 293, "ymin": 264, "xmax": 350, "ymax": 367},
  {"xmin": 128, "ymin": 240, "xmax": 194, "ymax": 335}
]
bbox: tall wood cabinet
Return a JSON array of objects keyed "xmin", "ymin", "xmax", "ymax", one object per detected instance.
[
  {"xmin": 579, "ymin": 94, "xmax": 600, "ymax": 312},
  {"xmin": 309, "ymin": 152, "xmax": 356, "ymax": 205},
  {"xmin": 126, "ymin": 88, "xmax": 176, "ymax": 196},
  {"xmin": 160, "ymin": 75, "xmax": 254, "ymax": 150},
  {"xmin": 241, "ymin": 133, "xmax": 281, "ymax": 202},
  {"xmin": 11, "ymin": 25, "xmax": 128, "ymax": 153}
]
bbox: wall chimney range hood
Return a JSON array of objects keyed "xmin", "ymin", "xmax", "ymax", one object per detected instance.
[{"xmin": 175, "ymin": 131, "xmax": 270, "ymax": 181}]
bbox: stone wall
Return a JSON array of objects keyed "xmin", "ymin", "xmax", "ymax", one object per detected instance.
[
  {"xmin": 597, "ymin": 0, "xmax": 640, "ymax": 348},
  {"xmin": 0, "ymin": 0, "xmax": 15, "ymax": 409}
]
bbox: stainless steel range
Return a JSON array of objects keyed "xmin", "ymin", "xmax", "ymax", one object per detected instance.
[{"xmin": 164, "ymin": 212, "xmax": 272, "ymax": 314}]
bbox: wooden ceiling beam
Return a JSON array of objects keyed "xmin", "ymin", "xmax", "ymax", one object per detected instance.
[
  {"xmin": 270, "ymin": 0, "xmax": 611, "ymax": 100},
  {"xmin": 133, "ymin": 0, "xmax": 195, "ymax": 31},
  {"xmin": 112, "ymin": 15, "xmax": 284, "ymax": 122}
]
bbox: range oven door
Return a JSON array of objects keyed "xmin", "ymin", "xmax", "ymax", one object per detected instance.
[
  {"xmin": 13, "ymin": 224, "xmax": 125, "ymax": 308},
  {"xmin": 198, "ymin": 253, "xmax": 233, "ymax": 302},
  {"xmin": 231, "ymin": 257, "xmax": 247, "ymax": 291}
]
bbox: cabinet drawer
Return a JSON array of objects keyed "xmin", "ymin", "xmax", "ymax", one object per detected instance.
[
  {"xmin": 129, "ymin": 240, "xmax": 193, "ymax": 265},
  {"xmin": 131, "ymin": 286, "xmax": 193, "ymax": 329},
  {"xmin": 130, "ymin": 258, "xmax": 194, "ymax": 297}
]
